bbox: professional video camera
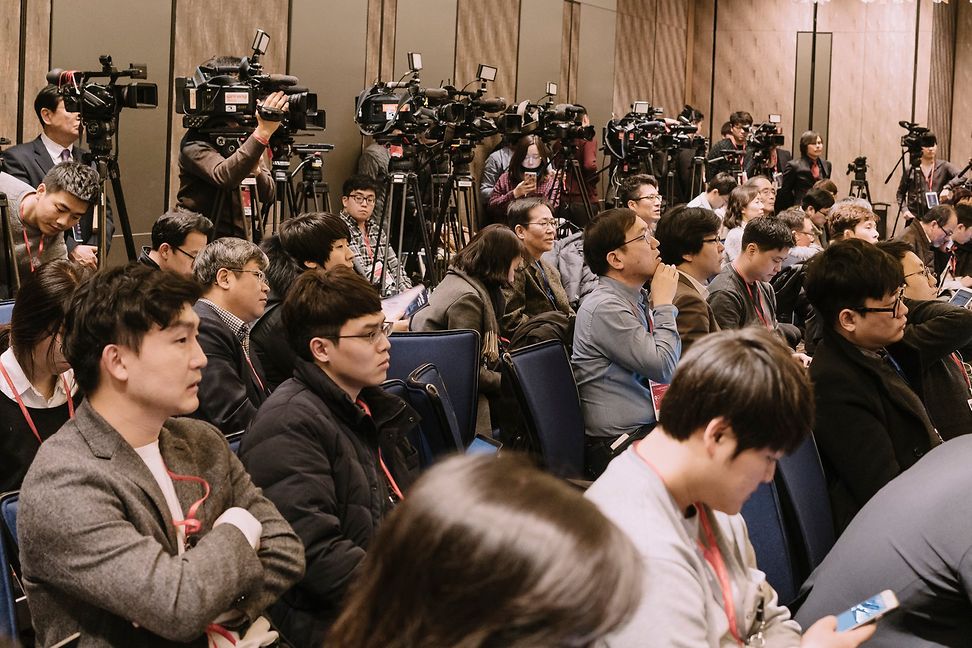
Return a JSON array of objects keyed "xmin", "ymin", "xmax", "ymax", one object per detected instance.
[
  {"xmin": 496, "ymin": 83, "xmax": 594, "ymax": 143},
  {"xmin": 47, "ymin": 55, "xmax": 158, "ymax": 156},
  {"xmin": 604, "ymin": 102, "xmax": 703, "ymax": 169},
  {"xmin": 899, "ymin": 120, "xmax": 935, "ymax": 158},
  {"xmin": 847, "ymin": 156, "xmax": 868, "ymax": 181},
  {"xmin": 746, "ymin": 114, "xmax": 786, "ymax": 175},
  {"xmin": 175, "ymin": 29, "xmax": 325, "ymax": 148}
]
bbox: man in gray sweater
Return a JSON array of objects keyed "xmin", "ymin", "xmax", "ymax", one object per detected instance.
[
  {"xmin": 1, "ymin": 162, "xmax": 99, "ymax": 294},
  {"xmin": 586, "ymin": 328, "xmax": 875, "ymax": 648}
]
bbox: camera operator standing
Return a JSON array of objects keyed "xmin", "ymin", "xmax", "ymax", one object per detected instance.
[
  {"xmin": 777, "ymin": 130, "xmax": 831, "ymax": 211},
  {"xmin": 177, "ymin": 57, "xmax": 288, "ymax": 240},
  {"xmin": 705, "ymin": 111, "xmax": 751, "ymax": 182},
  {"xmin": 895, "ymin": 132, "xmax": 962, "ymax": 221}
]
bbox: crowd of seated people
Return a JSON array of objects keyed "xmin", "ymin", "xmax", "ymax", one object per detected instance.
[{"xmin": 7, "ymin": 100, "xmax": 972, "ymax": 648}]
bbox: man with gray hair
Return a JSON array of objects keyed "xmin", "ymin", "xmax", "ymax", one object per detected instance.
[
  {"xmin": 191, "ymin": 237, "xmax": 271, "ymax": 434},
  {"xmin": 0, "ymin": 162, "xmax": 100, "ymax": 293}
]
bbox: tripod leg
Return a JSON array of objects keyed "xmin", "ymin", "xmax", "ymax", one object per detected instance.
[
  {"xmin": 408, "ymin": 173, "xmax": 437, "ymax": 286},
  {"xmin": 108, "ymin": 160, "xmax": 137, "ymax": 261}
]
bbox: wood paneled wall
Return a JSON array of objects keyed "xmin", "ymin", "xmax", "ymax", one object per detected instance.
[{"xmin": 950, "ymin": 3, "xmax": 972, "ymax": 169}]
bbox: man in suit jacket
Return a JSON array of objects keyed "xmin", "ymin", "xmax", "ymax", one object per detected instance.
[
  {"xmin": 18, "ymin": 264, "xmax": 304, "ymax": 647},
  {"xmin": 655, "ymin": 205, "xmax": 724, "ymax": 353},
  {"xmin": 804, "ymin": 239, "xmax": 941, "ymax": 533},
  {"xmin": 894, "ymin": 204, "xmax": 956, "ymax": 272},
  {"xmin": 191, "ymin": 237, "xmax": 270, "ymax": 435},
  {"xmin": 1, "ymin": 85, "xmax": 114, "ymax": 267}
]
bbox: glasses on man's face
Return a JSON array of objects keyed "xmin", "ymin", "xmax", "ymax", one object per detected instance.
[
  {"xmin": 939, "ymin": 222, "xmax": 954, "ymax": 237},
  {"xmin": 634, "ymin": 193, "xmax": 663, "ymax": 203},
  {"xmin": 175, "ymin": 246, "xmax": 197, "ymax": 261},
  {"xmin": 852, "ymin": 287, "xmax": 905, "ymax": 317},
  {"xmin": 904, "ymin": 265, "xmax": 937, "ymax": 286},
  {"xmin": 527, "ymin": 218, "xmax": 557, "ymax": 229},
  {"xmin": 619, "ymin": 229, "xmax": 651, "ymax": 248},
  {"xmin": 226, "ymin": 268, "xmax": 268, "ymax": 284},
  {"xmin": 337, "ymin": 321, "xmax": 395, "ymax": 345},
  {"xmin": 349, "ymin": 193, "xmax": 376, "ymax": 206},
  {"xmin": 702, "ymin": 236, "xmax": 725, "ymax": 245}
]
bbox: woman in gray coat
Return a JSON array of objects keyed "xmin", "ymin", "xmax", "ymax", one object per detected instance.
[{"xmin": 411, "ymin": 225, "xmax": 524, "ymax": 432}]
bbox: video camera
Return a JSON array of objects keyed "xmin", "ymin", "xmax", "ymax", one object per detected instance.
[
  {"xmin": 748, "ymin": 115, "xmax": 785, "ymax": 150},
  {"xmin": 175, "ymin": 29, "xmax": 325, "ymax": 138},
  {"xmin": 47, "ymin": 55, "xmax": 158, "ymax": 155},
  {"xmin": 899, "ymin": 120, "xmax": 935, "ymax": 158},
  {"xmin": 496, "ymin": 83, "xmax": 594, "ymax": 143},
  {"xmin": 603, "ymin": 102, "xmax": 704, "ymax": 165},
  {"xmin": 847, "ymin": 155, "xmax": 868, "ymax": 181}
]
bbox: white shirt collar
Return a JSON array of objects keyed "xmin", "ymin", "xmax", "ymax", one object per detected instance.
[
  {"xmin": 678, "ymin": 269, "xmax": 709, "ymax": 298},
  {"xmin": 40, "ymin": 132, "xmax": 72, "ymax": 166},
  {"xmin": 0, "ymin": 346, "xmax": 76, "ymax": 408}
]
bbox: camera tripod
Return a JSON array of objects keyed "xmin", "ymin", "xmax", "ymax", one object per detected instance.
[
  {"xmin": 430, "ymin": 168, "xmax": 476, "ymax": 269},
  {"xmin": 885, "ymin": 147, "xmax": 924, "ymax": 238},
  {"xmin": 291, "ymin": 144, "xmax": 334, "ymax": 214},
  {"xmin": 372, "ymin": 152, "xmax": 438, "ymax": 288},
  {"xmin": 550, "ymin": 140, "xmax": 597, "ymax": 227},
  {"xmin": 84, "ymin": 141, "xmax": 138, "ymax": 266}
]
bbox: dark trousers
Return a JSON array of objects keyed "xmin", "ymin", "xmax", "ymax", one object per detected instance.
[{"xmin": 584, "ymin": 425, "xmax": 653, "ymax": 480}]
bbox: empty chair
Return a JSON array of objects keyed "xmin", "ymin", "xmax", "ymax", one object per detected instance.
[
  {"xmin": 501, "ymin": 340, "xmax": 584, "ymax": 479},
  {"xmin": 740, "ymin": 481, "xmax": 797, "ymax": 605},
  {"xmin": 775, "ymin": 434, "xmax": 836, "ymax": 582},
  {"xmin": 388, "ymin": 330, "xmax": 480, "ymax": 446}
]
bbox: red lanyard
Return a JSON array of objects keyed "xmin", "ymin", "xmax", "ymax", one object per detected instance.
[
  {"xmin": 19, "ymin": 200, "xmax": 45, "ymax": 272},
  {"xmin": 697, "ymin": 506, "xmax": 745, "ymax": 646},
  {"xmin": 632, "ymin": 442, "xmax": 744, "ymax": 645},
  {"xmin": 164, "ymin": 464, "xmax": 211, "ymax": 538},
  {"xmin": 733, "ymin": 266, "xmax": 771, "ymax": 329},
  {"xmin": 356, "ymin": 398, "xmax": 404, "ymax": 501},
  {"xmin": 925, "ymin": 166, "xmax": 935, "ymax": 191},
  {"xmin": 0, "ymin": 363, "xmax": 75, "ymax": 444},
  {"xmin": 243, "ymin": 352, "xmax": 266, "ymax": 394},
  {"xmin": 950, "ymin": 353, "xmax": 971, "ymax": 390}
]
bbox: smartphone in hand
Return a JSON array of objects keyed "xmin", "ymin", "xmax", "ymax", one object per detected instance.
[{"xmin": 835, "ymin": 590, "xmax": 899, "ymax": 632}]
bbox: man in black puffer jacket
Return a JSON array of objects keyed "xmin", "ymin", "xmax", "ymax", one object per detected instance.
[{"xmin": 240, "ymin": 266, "xmax": 420, "ymax": 647}]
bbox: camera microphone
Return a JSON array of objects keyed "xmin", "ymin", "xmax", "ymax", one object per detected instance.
[
  {"xmin": 266, "ymin": 74, "xmax": 299, "ymax": 87},
  {"xmin": 899, "ymin": 120, "xmax": 916, "ymax": 129},
  {"xmin": 423, "ymin": 87, "xmax": 451, "ymax": 101},
  {"xmin": 478, "ymin": 97, "xmax": 507, "ymax": 113},
  {"xmin": 47, "ymin": 68, "xmax": 81, "ymax": 85},
  {"xmin": 283, "ymin": 86, "xmax": 308, "ymax": 95}
]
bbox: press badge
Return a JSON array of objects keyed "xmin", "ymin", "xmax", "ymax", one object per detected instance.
[{"xmin": 926, "ymin": 191, "xmax": 940, "ymax": 208}]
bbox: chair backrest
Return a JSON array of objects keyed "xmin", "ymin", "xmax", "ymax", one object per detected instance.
[
  {"xmin": 382, "ymin": 379, "xmax": 434, "ymax": 469},
  {"xmin": 775, "ymin": 434, "xmax": 836, "ymax": 578},
  {"xmin": 406, "ymin": 363, "xmax": 464, "ymax": 456},
  {"xmin": 0, "ymin": 300, "xmax": 13, "ymax": 326},
  {"xmin": 225, "ymin": 431, "xmax": 244, "ymax": 455},
  {"xmin": 741, "ymin": 481, "xmax": 797, "ymax": 605},
  {"xmin": 502, "ymin": 340, "xmax": 585, "ymax": 479},
  {"xmin": 0, "ymin": 491, "xmax": 19, "ymax": 640},
  {"xmin": 388, "ymin": 330, "xmax": 481, "ymax": 446}
]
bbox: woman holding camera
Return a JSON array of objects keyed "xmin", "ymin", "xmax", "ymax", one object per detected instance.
[
  {"xmin": 778, "ymin": 130, "xmax": 831, "ymax": 211},
  {"xmin": 488, "ymin": 134, "xmax": 561, "ymax": 223}
]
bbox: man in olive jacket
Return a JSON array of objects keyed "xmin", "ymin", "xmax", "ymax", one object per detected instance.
[
  {"xmin": 18, "ymin": 264, "xmax": 304, "ymax": 648},
  {"xmin": 241, "ymin": 266, "xmax": 419, "ymax": 647}
]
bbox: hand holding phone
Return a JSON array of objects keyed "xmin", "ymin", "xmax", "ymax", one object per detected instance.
[{"xmin": 835, "ymin": 590, "xmax": 898, "ymax": 632}]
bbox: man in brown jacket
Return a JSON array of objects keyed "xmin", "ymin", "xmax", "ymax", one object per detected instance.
[
  {"xmin": 655, "ymin": 205, "xmax": 724, "ymax": 353},
  {"xmin": 18, "ymin": 264, "xmax": 304, "ymax": 647}
]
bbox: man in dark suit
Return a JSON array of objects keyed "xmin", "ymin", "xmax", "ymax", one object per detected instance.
[
  {"xmin": 894, "ymin": 203, "xmax": 956, "ymax": 272},
  {"xmin": 191, "ymin": 237, "xmax": 271, "ymax": 434},
  {"xmin": 655, "ymin": 205, "xmax": 723, "ymax": 353},
  {"xmin": 804, "ymin": 239, "xmax": 941, "ymax": 533},
  {"xmin": 1, "ymin": 85, "xmax": 114, "ymax": 268},
  {"xmin": 18, "ymin": 263, "xmax": 304, "ymax": 647}
]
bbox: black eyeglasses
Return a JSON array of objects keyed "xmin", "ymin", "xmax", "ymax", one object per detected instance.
[
  {"xmin": 851, "ymin": 288, "xmax": 905, "ymax": 317},
  {"xmin": 633, "ymin": 194, "xmax": 663, "ymax": 203},
  {"xmin": 175, "ymin": 246, "xmax": 197, "ymax": 261},
  {"xmin": 702, "ymin": 236, "xmax": 725, "ymax": 245},
  {"xmin": 336, "ymin": 321, "xmax": 394, "ymax": 344},
  {"xmin": 618, "ymin": 230, "xmax": 651, "ymax": 248},
  {"xmin": 904, "ymin": 266, "xmax": 936, "ymax": 284}
]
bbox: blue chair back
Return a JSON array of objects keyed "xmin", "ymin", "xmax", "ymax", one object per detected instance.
[
  {"xmin": 0, "ymin": 492, "xmax": 19, "ymax": 639},
  {"xmin": 225, "ymin": 431, "xmax": 244, "ymax": 455},
  {"xmin": 502, "ymin": 341, "xmax": 585, "ymax": 479},
  {"xmin": 406, "ymin": 363, "xmax": 464, "ymax": 454},
  {"xmin": 0, "ymin": 301, "xmax": 13, "ymax": 326},
  {"xmin": 741, "ymin": 481, "xmax": 797, "ymax": 604},
  {"xmin": 388, "ymin": 330, "xmax": 480, "ymax": 446},
  {"xmin": 382, "ymin": 379, "xmax": 434, "ymax": 468},
  {"xmin": 776, "ymin": 434, "xmax": 835, "ymax": 577}
]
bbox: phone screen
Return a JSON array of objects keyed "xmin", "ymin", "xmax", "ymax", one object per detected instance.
[
  {"xmin": 466, "ymin": 434, "xmax": 502, "ymax": 455},
  {"xmin": 835, "ymin": 591, "xmax": 897, "ymax": 632},
  {"xmin": 949, "ymin": 288, "xmax": 972, "ymax": 308},
  {"xmin": 524, "ymin": 171, "xmax": 537, "ymax": 183}
]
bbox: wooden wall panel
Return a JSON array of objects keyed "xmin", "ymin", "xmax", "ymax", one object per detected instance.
[
  {"xmin": 613, "ymin": 0, "xmax": 655, "ymax": 117},
  {"xmin": 167, "ymin": 0, "xmax": 289, "ymax": 213},
  {"xmin": 949, "ymin": 3, "xmax": 972, "ymax": 169},
  {"xmin": 21, "ymin": 0, "xmax": 52, "ymax": 144},
  {"xmin": 652, "ymin": 0, "xmax": 687, "ymax": 118},
  {"xmin": 690, "ymin": 0, "xmax": 715, "ymax": 140},
  {"xmin": 928, "ymin": 2, "xmax": 957, "ymax": 158},
  {"xmin": 0, "ymin": 2, "xmax": 22, "ymax": 145},
  {"xmin": 454, "ymin": 0, "xmax": 519, "ymax": 184}
]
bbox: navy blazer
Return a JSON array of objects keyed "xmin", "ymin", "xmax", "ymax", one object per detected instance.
[
  {"xmin": 1, "ymin": 135, "xmax": 114, "ymax": 250},
  {"xmin": 778, "ymin": 156, "xmax": 832, "ymax": 210},
  {"xmin": 191, "ymin": 301, "xmax": 269, "ymax": 435}
]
